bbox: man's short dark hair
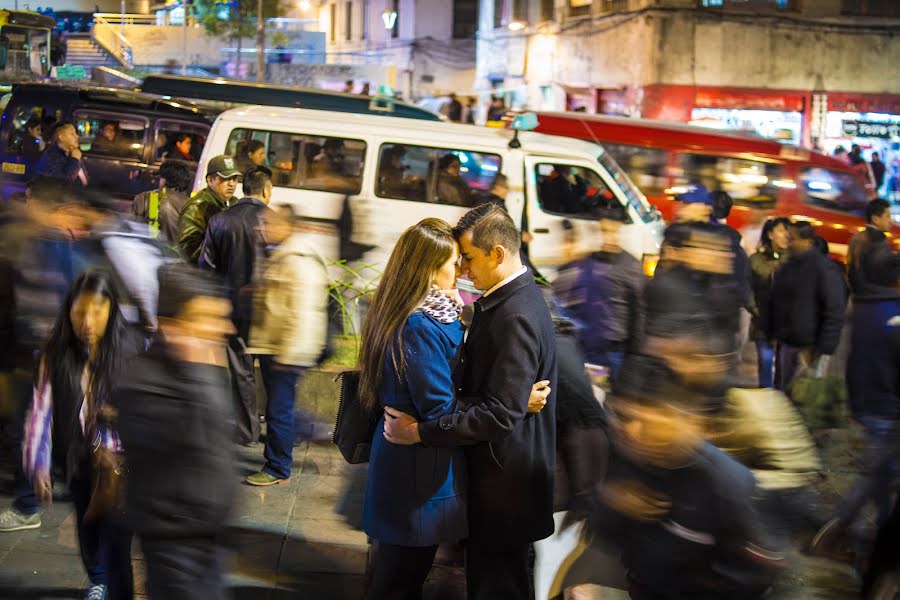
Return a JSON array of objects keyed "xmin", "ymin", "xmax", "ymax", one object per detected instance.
[
  {"xmin": 159, "ymin": 160, "xmax": 193, "ymax": 193},
  {"xmin": 791, "ymin": 220, "xmax": 816, "ymax": 241},
  {"xmin": 711, "ymin": 190, "xmax": 733, "ymax": 221},
  {"xmin": 454, "ymin": 202, "xmax": 521, "ymax": 255},
  {"xmin": 243, "ymin": 165, "xmax": 272, "ymax": 197},
  {"xmin": 157, "ymin": 263, "xmax": 225, "ymax": 319},
  {"xmin": 174, "ymin": 132, "xmax": 192, "ymax": 145},
  {"xmin": 866, "ymin": 198, "xmax": 890, "ymax": 224},
  {"xmin": 51, "ymin": 120, "xmax": 75, "ymax": 141}
]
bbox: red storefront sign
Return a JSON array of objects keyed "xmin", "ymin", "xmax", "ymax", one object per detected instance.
[
  {"xmin": 828, "ymin": 93, "xmax": 900, "ymax": 115},
  {"xmin": 694, "ymin": 88, "xmax": 806, "ymax": 112}
]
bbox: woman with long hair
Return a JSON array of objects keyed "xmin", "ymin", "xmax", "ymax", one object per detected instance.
[
  {"xmin": 23, "ymin": 270, "xmax": 134, "ymax": 600},
  {"xmin": 750, "ymin": 217, "xmax": 792, "ymax": 388},
  {"xmin": 359, "ymin": 218, "xmax": 547, "ymax": 599}
]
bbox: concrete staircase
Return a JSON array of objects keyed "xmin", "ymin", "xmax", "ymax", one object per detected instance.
[{"xmin": 63, "ymin": 34, "xmax": 118, "ymax": 76}]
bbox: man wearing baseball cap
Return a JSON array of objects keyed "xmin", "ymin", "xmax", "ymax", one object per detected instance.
[{"xmin": 177, "ymin": 155, "xmax": 241, "ymax": 263}]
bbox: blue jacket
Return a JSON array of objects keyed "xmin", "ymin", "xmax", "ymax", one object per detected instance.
[
  {"xmin": 35, "ymin": 144, "xmax": 85, "ymax": 185},
  {"xmin": 362, "ymin": 311, "xmax": 468, "ymax": 547}
]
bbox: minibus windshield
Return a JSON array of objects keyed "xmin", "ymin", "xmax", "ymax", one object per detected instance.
[{"xmin": 598, "ymin": 150, "xmax": 656, "ymax": 222}]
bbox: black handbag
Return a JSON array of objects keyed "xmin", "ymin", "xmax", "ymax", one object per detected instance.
[{"xmin": 332, "ymin": 370, "xmax": 379, "ymax": 464}]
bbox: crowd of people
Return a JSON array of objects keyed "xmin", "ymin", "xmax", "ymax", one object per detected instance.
[{"xmin": 0, "ymin": 132, "xmax": 897, "ymax": 600}]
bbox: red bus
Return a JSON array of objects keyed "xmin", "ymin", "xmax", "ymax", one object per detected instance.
[{"xmin": 533, "ymin": 112, "xmax": 899, "ymax": 258}]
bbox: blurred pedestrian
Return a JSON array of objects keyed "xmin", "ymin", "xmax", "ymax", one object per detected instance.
[
  {"xmin": 36, "ymin": 121, "xmax": 88, "ymax": 187},
  {"xmin": 132, "ymin": 160, "xmax": 193, "ymax": 243},
  {"xmin": 767, "ymin": 221, "xmax": 846, "ymax": 391},
  {"xmin": 446, "ymin": 93, "xmax": 463, "ymax": 123},
  {"xmin": 848, "ymin": 198, "xmax": 893, "ymax": 299},
  {"xmin": 177, "ymin": 155, "xmax": 241, "ymax": 264},
  {"xmin": 553, "ymin": 204, "xmax": 644, "ymax": 377},
  {"xmin": 871, "ymin": 152, "xmax": 886, "ymax": 192},
  {"xmin": 116, "ymin": 264, "xmax": 236, "ymax": 600},
  {"xmin": 200, "ymin": 165, "xmax": 275, "ymax": 448},
  {"xmin": 23, "ymin": 270, "xmax": 135, "ymax": 600},
  {"xmin": 244, "ymin": 209, "xmax": 329, "ymax": 485},
  {"xmin": 849, "ymin": 144, "xmax": 877, "ymax": 197},
  {"xmin": 749, "ymin": 217, "xmax": 791, "ymax": 388},
  {"xmin": 383, "ymin": 203, "xmax": 558, "ymax": 599}
]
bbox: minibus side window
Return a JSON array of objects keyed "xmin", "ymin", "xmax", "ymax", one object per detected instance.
[
  {"xmin": 534, "ymin": 163, "xmax": 618, "ymax": 220},
  {"xmin": 376, "ymin": 143, "xmax": 501, "ymax": 207},
  {"xmin": 225, "ymin": 128, "xmax": 365, "ymax": 194},
  {"xmin": 153, "ymin": 120, "xmax": 209, "ymax": 163},
  {"xmin": 801, "ymin": 167, "xmax": 868, "ymax": 216},
  {"xmin": 601, "ymin": 143, "xmax": 668, "ymax": 195},
  {"xmin": 5, "ymin": 104, "xmax": 55, "ymax": 158},
  {"xmin": 677, "ymin": 153, "xmax": 780, "ymax": 209},
  {"xmin": 74, "ymin": 111, "xmax": 147, "ymax": 161}
]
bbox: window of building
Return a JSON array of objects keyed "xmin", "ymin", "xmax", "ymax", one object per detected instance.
[
  {"xmin": 153, "ymin": 120, "xmax": 209, "ymax": 163},
  {"xmin": 226, "ymin": 128, "xmax": 366, "ymax": 194},
  {"xmin": 330, "ymin": 4, "xmax": 337, "ymax": 41},
  {"xmin": 676, "ymin": 154, "xmax": 782, "ymax": 209},
  {"xmin": 569, "ymin": 0, "xmax": 591, "ymax": 18},
  {"xmin": 842, "ymin": 0, "xmax": 900, "ymax": 17},
  {"xmin": 376, "ymin": 143, "xmax": 501, "ymax": 206},
  {"xmin": 453, "ymin": 0, "xmax": 479, "ymax": 39},
  {"xmin": 345, "ymin": 1, "xmax": 353, "ymax": 40},
  {"xmin": 801, "ymin": 167, "xmax": 869, "ymax": 216},
  {"xmin": 534, "ymin": 163, "xmax": 618, "ymax": 220},
  {"xmin": 74, "ymin": 111, "xmax": 147, "ymax": 161},
  {"xmin": 601, "ymin": 143, "xmax": 669, "ymax": 196},
  {"xmin": 699, "ymin": 0, "xmax": 796, "ymax": 9}
]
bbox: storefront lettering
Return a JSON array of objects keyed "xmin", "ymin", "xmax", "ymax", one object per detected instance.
[{"xmin": 841, "ymin": 120, "xmax": 900, "ymax": 139}]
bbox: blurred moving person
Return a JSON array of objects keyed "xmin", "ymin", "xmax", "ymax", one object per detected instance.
[
  {"xmin": 767, "ymin": 221, "xmax": 846, "ymax": 391},
  {"xmin": 848, "ymin": 198, "xmax": 894, "ymax": 299},
  {"xmin": 200, "ymin": 166, "xmax": 275, "ymax": 448},
  {"xmin": 594, "ymin": 354, "xmax": 781, "ymax": 600},
  {"xmin": 177, "ymin": 155, "xmax": 241, "ymax": 264},
  {"xmin": 132, "ymin": 160, "xmax": 193, "ymax": 243},
  {"xmin": 245, "ymin": 209, "xmax": 329, "ymax": 486},
  {"xmin": 749, "ymin": 218, "xmax": 792, "ymax": 388},
  {"xmin": 117, "ymin": 264, "xmax": 236, "ymax": 600},
  {"xmin": 23, "ymin": 270, "xmax": 136, "ymax": 600},
  {"xmin": 552, "ymin": 204, "xmax": 644, "ymax": 378}
]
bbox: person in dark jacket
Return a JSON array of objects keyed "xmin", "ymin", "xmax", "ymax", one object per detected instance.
[
  {"xmin": 749, "ymin": 217, "xmax": 792, "ymax": 388},
  {"xmin": 177, "ymin": 155, "xmax": 241, "ymax": 264},
  {"xmin": 35, "ymin": 121, "xmax": 88, "ymax": 186},
  {"xmin": 871, "ymin": 152, "xmax": 886, "ymax": 191},
  {"xmin": 131, "ymin": 160, "xmax": 193, "ymax": 243},
  {"xmin": 116, "ymin": 264, "xmax": 236, "ymax": 600},
  {"xmin": 446, "ymin": 93, "xmax": 463, "ymax": 122},
  {"xmin": 200, "ymin": 166, "xmax": 274, "ymax": 450},
  {"xmin": 553, "ymin": 204, "xmax": 644, "ymax": 377},
  {"xmin": 848, "ymin": 198, "xmax": 894, "ymax": 300},
  {"xmin": 384, "ymin": 203, "xmax": 558, "ymax": 600},
  {"xmin": 811, "ymin": 253, "xmax": 899, "ymax": 558},
  {"xmin": 711, "ymin": 190, "xmax": 753, "ymax": 312},
  {"xmin": 767, "ymin": 221, "xmax": 847, "ymax": 391}
]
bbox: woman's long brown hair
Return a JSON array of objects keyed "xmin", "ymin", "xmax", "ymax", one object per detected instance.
[{"xmin": 358, "ymin": 218, "xmax": 456, "ymax": 413}]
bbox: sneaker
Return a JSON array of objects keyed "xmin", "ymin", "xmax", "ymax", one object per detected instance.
[
  {"xmin": 84, "ymin": 583, "xmax": 106, "ymax": 600},
  {"xmin": 0, "ymin": 508, "xmax": 41, "ymax": 532},
  {"xmin": 245, "ymin": 471, "xmax": 289, "ymax": 486}
]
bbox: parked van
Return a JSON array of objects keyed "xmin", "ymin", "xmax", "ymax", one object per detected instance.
[
  {"xmin": 0, "ymin": 83, "xmax": 220, "ymax": 203},
  {"xmin": 196, "ymin": 106, "xmax": 665, "ymax": 276},
  {"xmin": 532, "ymin": 112, "xmax": 900, "ymax": 257}
]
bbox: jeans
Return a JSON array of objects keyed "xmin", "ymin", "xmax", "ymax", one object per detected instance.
[
  {"xmin": 774, "ymin": 343, "xmax": 805, "ymax": 392},
  {"xmin": 755, "ymin": 340, "xmax": 776, "ymax": 389},
  {"xmin": 835, "ymin": 416, "xmax": 900, "ymax": 528},
  {"xmin": 259, "ymin": 356, "xmax": 303, "ymax": 480},
  {"xmin": 70, "ymin": 460, "xmax": 134, "ymax": 598}
]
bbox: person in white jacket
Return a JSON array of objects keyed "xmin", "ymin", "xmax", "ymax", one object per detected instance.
[{"xmin": 245, "ymin": 209, "xmax": 330, "ymax": 486}]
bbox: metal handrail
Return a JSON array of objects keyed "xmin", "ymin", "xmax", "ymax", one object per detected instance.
[
  {"xmin": 93, "ymin": 13, "xmax": 158, "ymax": 25},
  {"xmin": 92, "ymin": 14, "xmax": 134, "ymax": 68}
]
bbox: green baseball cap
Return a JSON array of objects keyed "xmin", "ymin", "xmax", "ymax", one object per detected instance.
[{"xmin": 206, "ymin": 155, "xmax": 242, "ymax": 179}]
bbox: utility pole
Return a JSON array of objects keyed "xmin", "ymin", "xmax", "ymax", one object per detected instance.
[{"xmin": 256, "ymin": 0, "xmax": 265, "ymax": 83}]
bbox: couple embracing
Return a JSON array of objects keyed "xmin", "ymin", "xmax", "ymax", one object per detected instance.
[{"xmin": 359, "ymin": 203, "xmax": 558, "ymax": 600}]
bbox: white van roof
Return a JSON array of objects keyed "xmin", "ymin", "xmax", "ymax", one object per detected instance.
[{"xmin": 214, "ymin": 105, "xmax": 608, "ymax": 160}]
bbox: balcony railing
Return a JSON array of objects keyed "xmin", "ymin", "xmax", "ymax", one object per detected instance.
[{"xmin": 92, "ymin": 14, "xmax": 134, "ymax": 68}]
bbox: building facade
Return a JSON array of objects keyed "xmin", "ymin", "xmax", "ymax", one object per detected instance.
[
  {"xmin": 315, "ymin": 0, "xmax": 478, "ymax": 98},
  {"xmin": 476, "ymin": 0, "xmax": 900, "ymax": 151}
]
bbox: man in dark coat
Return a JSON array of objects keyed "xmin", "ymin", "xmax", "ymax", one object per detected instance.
[
  {"xmin": 200, "ymin": 166, "xmax": 275, "ymax": 447},
  {"xmin": 767, "ymin": 221, "xmax": 847, "ymax": 391},
  {"xmin": 177, "ymin": 155, "xmax": 241, "ymax": 264},
  {"xmin": 35, "ymin": 121, "xmax": 88, "ymax": 186},
  {"xmin": 116, "ymin": 264, "xmax": 236, "ymax": 600},
  {"xmin": 848, "ymin": 198, "xmax": 894, "ymax": 300},
  {"xmin": 384, "ymin": 203, "xmax": 558, "ymax": 599}
]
